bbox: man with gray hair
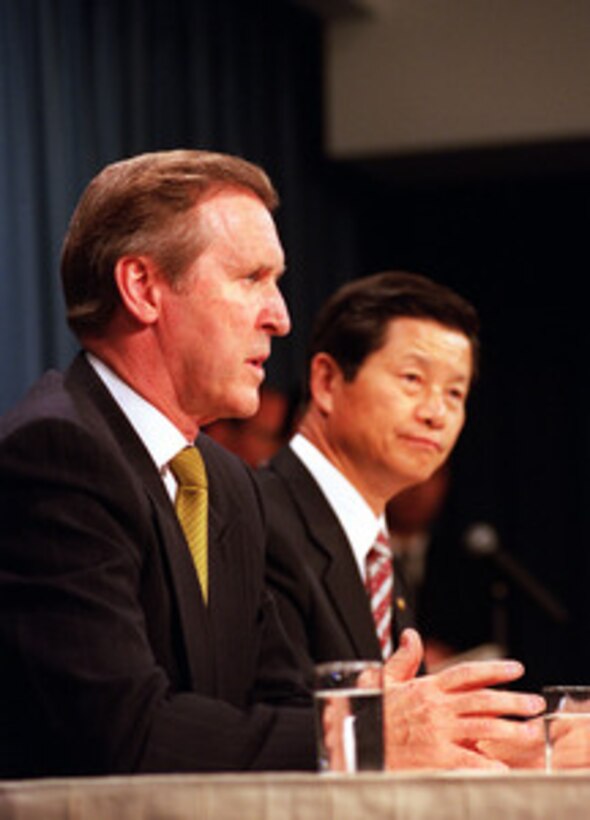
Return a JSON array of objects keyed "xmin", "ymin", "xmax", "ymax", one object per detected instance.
[{"xmin": 0, "ymin": 150, "xmax": 314, "ymax": 776}]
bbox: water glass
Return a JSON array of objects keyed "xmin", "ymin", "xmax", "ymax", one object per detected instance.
[
  {"xmin": 543, "ymin": 685, "xmax": 590, "ymax": 771},
  {"xmin": 313, "ymin": 660, "xmax": 384, "ymax": 773}
]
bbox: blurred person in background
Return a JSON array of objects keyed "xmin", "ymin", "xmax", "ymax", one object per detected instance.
[
  {"xmin": 205, "ymin": 385, "xmax": 297, "ymax": 467},
  {"xmin": 387, "ymin": 465, "xmax": 498, "ymax": 670}
]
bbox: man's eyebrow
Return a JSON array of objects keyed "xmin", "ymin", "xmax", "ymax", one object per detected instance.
[
  {"xmin": 396, "ymin": 352, "xmax": 429, "ymax": 366},
  {"xmin": 251, "ymin": 262, "xmax": 285, "ymax": 275},
  {"xmin": 399, "ymin": 352, "xmax": 471, "ymax": 379}
]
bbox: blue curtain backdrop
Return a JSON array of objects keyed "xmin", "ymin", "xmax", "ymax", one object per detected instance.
[{"xmin": 0, "ymin": 0, "xmax": 358, "ymax": 412}]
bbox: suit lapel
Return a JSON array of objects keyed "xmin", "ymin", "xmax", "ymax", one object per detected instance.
[
  {"xmin": 272, "ymin": 448, "xmax": 381, "ymax": 659},
  {"xmin": 196, "ymin": 440, "xmax": 234, "ymax": 627},
  {"xmin": 66, "ymin": 354, "xmax": 216, "ymax": 692}
]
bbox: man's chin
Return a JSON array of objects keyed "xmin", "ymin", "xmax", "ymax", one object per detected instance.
[
  {"xmin": 401, "ymin": 463, "xmax": 443, "ymax": 492},
  {"xmin": 226, "ymin": 392, "xmax": 261, "ymax": 421}
]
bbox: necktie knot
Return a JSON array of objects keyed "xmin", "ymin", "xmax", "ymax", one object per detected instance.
[
  {"xmin": 370, "ymin": 529, "xmax": 392, "ymax": 561},
  {"xmin": 170, "ymin": 447, "xmax": 207, "ymax": 490}
]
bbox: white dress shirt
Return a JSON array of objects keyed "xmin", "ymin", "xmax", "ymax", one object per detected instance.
[
  {"xmin": 86, "ymin": 353, "xmax": 189, "ymax": 501},
  {"xmin": 290, "ymin": 433, "xmax": 387, "ymax": 582}
]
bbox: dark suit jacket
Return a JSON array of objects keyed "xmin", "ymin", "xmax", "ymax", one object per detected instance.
[
  {"xmin": 0, "ymin": 355, "xmax": 314, "ymax": 778},
  {"xmin": 257, "ymin": 446, "xmax": 419, "ymax": 686}
]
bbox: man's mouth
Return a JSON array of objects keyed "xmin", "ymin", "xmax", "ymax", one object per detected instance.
[
  {"xmin": 398, "ymin": 434, "xmax": 443, "ymax": 453},
  {"xmin": 247, "ymin": 354, "xmax": 268, "ymax": 375}
]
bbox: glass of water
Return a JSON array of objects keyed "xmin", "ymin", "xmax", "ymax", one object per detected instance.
[
  {"xmin": 313, "ymin": 660, "xmax": 384, "ymax": 773},
  {"xmin": 543, "ymin": 685, "xmax": 590, "ymax": 771}
]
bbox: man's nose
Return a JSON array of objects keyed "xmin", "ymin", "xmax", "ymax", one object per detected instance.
[
  {"xmin": 262, "ymin": 286, "xmax": 291, "ymax": 337},
  {"xmin": 416, "ymin": 389, "xmax": 446, "ymax": 427}
]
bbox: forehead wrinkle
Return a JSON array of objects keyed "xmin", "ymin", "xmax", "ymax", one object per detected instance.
[
  {"xmin": 201, "ymin": 195, "xmax": 285, "ymax": 275},
  {"xmin": 396, "ymin": 349, "xmax": 472, "ymax": 381}
]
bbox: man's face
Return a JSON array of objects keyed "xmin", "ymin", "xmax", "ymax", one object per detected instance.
[
  {"xmin": 155, "ymin": 187, "xmax": 290, "ymax": 428},
  {"xmin": 323, "ymin": 317, "xmax": 473, "ymax": 504}
]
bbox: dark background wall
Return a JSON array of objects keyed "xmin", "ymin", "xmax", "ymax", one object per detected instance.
[
  {"xmin": 350, "ymin": 157, "xmax": 590, "ymax": 688},
  {"xmin": 1, "ymin": 0, "xmax": 588, "ymax": 688}
]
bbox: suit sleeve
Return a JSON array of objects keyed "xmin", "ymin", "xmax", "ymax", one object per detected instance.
[{"xmin": 0, "ymin": 418, "xmax": 315, "ymax": 776}]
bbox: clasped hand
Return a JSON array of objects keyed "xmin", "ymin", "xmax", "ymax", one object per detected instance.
[{"xmin": 383, "ymin": 629, "xmax": 545, "ymax": 770}]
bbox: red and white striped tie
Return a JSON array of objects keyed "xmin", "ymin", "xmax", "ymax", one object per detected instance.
[{"xmin": 365, "ymin": 530, "xmax": 394, "ymax": 660}]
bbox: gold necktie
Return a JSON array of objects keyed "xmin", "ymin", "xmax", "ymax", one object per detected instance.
[{"xmin": 170, "ymin": 447, "xmax": 208, "ymax": 603}]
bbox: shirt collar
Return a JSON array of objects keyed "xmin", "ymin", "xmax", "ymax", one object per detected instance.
[
  {"xmin": 290, "ymin": 433, "xmax": 385, "ymax": 580},
  {"xmin": 86, "ymin": 353, "xmax": 189, "ymax": 474}
]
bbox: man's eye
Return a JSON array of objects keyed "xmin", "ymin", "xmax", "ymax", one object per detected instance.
[{"xmin": 448, "ymin": 388, "xmax": 466, "ymax": 402}]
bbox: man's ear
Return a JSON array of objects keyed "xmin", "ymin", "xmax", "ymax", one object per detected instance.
[
  {"xmin": 309, "ymin": 352, "xmax": 343, "ymax": 415},
  {"xmin": 113, "ymin": 256, "xmax": 162, "ymax": 325}
]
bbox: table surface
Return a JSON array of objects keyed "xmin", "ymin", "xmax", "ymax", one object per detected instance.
[{"xmin": 1, "ymin": 770, "xmax": 590, "ymax": 820}]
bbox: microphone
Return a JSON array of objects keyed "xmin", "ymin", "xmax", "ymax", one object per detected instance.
[{"xmin": 463, "ymin": 522, "xmax": 570, "ymax": 625}]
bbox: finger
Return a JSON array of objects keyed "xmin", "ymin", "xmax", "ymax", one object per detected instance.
[
  {"xmin": 476, "ymin": 739, "xmax": 543, "ymax": 769},
  {"xmin": 384, "ymin": 629, "xmax": 424, "ymax": 684},
  {"xmin": 447, "ymin": 747, "xmax": 509, "ymax": 771},
  {"xmin": 435, "ymin": 659, "xmax": 525, "ymax": 692},
  {"xmin": 357, "ymin": 667, "xmax": 383, "ymax": 690},
  {"xmin": 452, "ymin": 689, "xmax": 546, "ymax": 718},
  {"xmin": 452, "ymin": 716, "xmax": 542, "ymax": 746},
  {"xmin": 550, "ymin": 720, "xmax": 590, "ymax": 769},
  {"xmin": 385, "ymin": 741, "xmax": 509, "ymax": 771},
  {"xmin": 477, "ymin": 722, "xmax": 546, "ymax": 769}
]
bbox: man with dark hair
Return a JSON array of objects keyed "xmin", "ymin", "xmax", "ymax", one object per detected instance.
[
  {"xmin": 259, "ymin": 271, "xmax": 542, "ymax": 767},
  {"xmin": 302, "ymin": 271, "xmax": 480, "ymax": 393}
]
